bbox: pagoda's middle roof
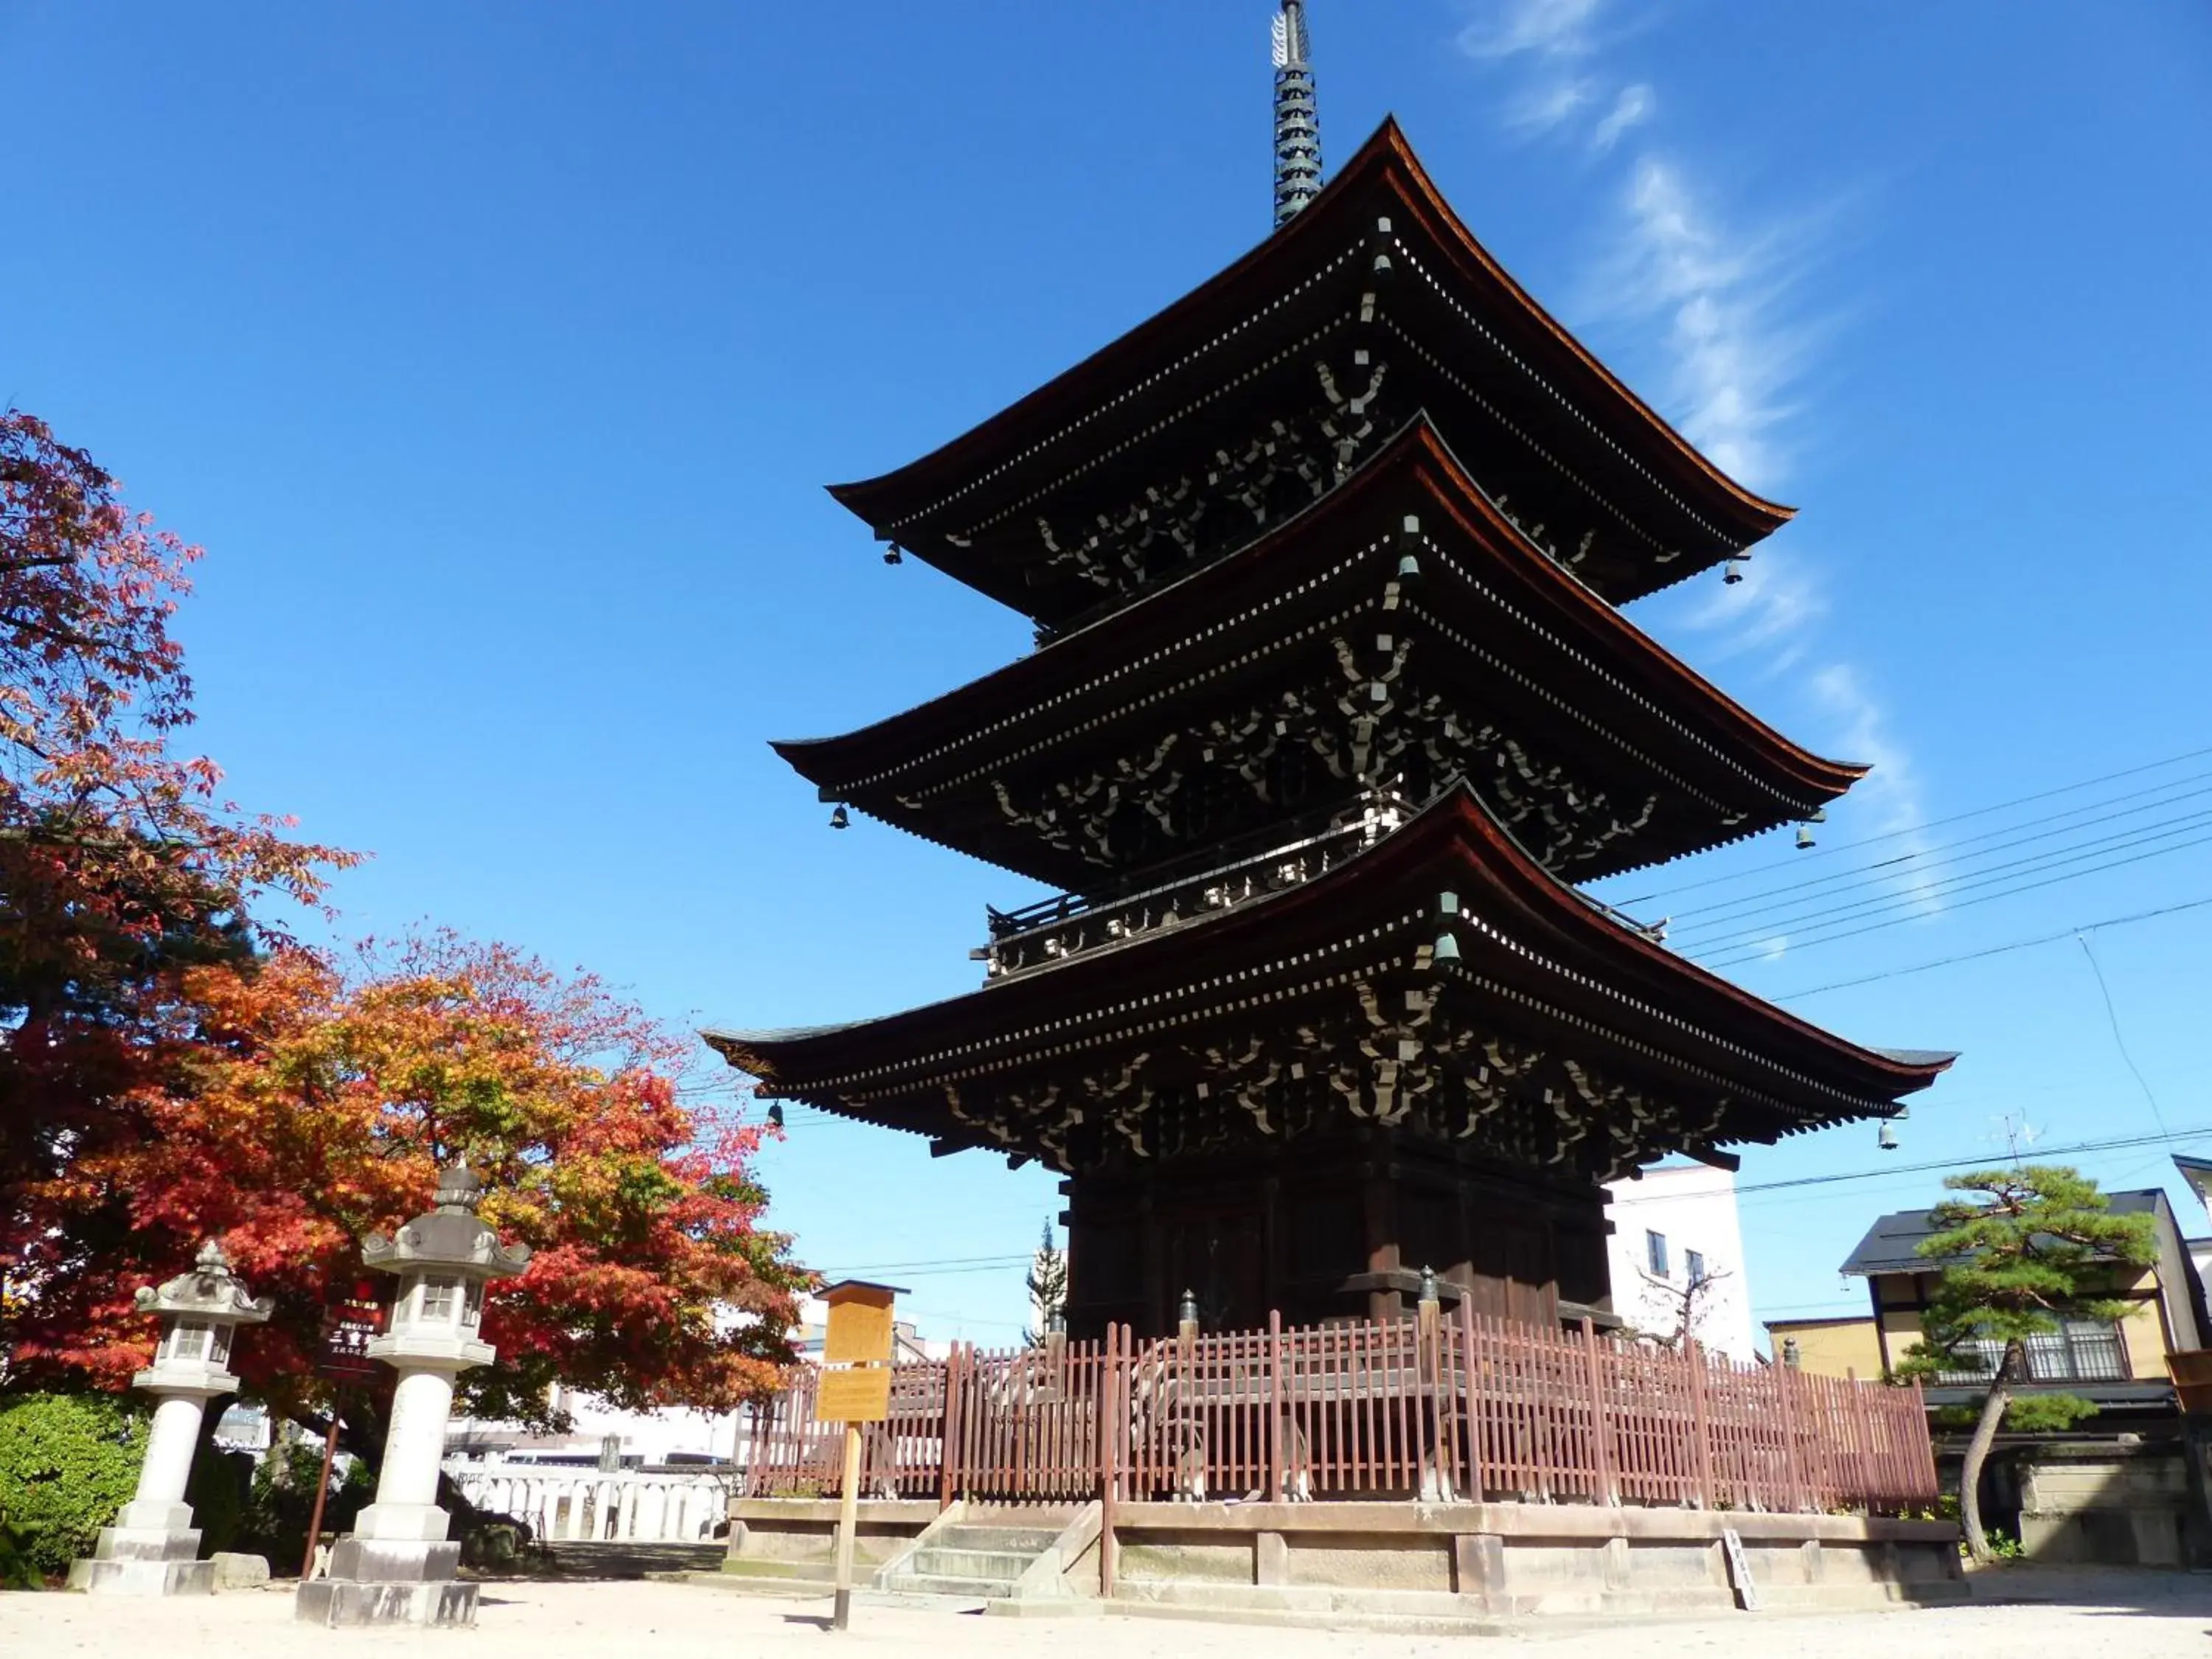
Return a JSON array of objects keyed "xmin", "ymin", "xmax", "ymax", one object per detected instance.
[
  {"xmin": 706, "ymin": 785, "xmax": 1952, "ymax": 1175},
  {"xmin": 776, "ymin": 419, "xmax": 1863, "ymax": 889},
  {"xmin": 828, "ymin": 117, "xmax": 1793, "ymax": 629}
]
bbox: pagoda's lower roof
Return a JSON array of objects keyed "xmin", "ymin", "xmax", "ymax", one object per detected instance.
[
  {"xmin": 707, "ymin": 786, "xmax": 1951, "ymax": 1181},
  {"xmin": 776, "ymin": 419, "xmax": 1865, "ymax": 890}
]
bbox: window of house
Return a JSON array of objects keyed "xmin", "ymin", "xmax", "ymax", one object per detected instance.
[
  {"xmin": 1686, "ymin": 1249, "xmax": 1706, "ymax": 1286},
  {"xmin": 1646, "ymin": 1230, "xmax": 1669, "ymax": 1277}
]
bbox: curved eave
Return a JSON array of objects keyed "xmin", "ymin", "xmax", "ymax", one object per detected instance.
[
  {"xmin": 707, "ymin": 783, "xmax": 1951, "ymax": 1114},
  {"xmin": 828, "ymin": 116, "xmax": 1788, "ymax": 571},
  {"xmin": 1394, "ymin": 420, "xmax": 1854, "ymax": 801},
  {"xmin": 780, "ymin": 417, "xmax": 1860, "ymax": 827},
  {"xmin": 1371, "ymin": 121, "xmax": 1792, "ymax": 542},
  {"xmin": 1419, "ymin": 787, "xmax": 1953, "ymax": 1102}
]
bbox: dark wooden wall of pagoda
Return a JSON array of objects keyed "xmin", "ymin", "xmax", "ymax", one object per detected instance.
[{"xmin": 1060, "ymin": 1129, "xmax": 1613, "ymax": 1338}]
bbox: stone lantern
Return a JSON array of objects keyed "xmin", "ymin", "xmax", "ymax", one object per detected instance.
[
  {"xmin": 68, "ymin": 1242, "xmax": 271, "ymax": 1596},
  {"xmin": 296, "ymin": 1161, "xmax": 530, "ymax": 1628}
]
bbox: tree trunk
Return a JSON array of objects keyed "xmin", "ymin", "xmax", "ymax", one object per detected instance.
[{"xmin": 1959, "ymin": 1340, "xmax": 2021, "ymax": 1564}]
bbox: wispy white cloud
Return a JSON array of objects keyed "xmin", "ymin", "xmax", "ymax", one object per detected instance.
[
  {"xmin": 1805, "ymin": 664, "xmax": 1938, "ymax": 913},
  {"xmin": 1457, "ymin": 0, "xmax": 1608, "ymax": 60},
  {"xmin": 1593, "ymin": 156, "xmax": 1814, "ymax": 489},
  {"xmin": 1454, "ymin": 0, "xmax": 1933, "ymax": 937},
  {"xmin": 1505, "ymin": 76, "xmax": 1597, "ymax": 136},
  {"xmin": 1590, "ymin": 83, "xmax": 1653, "ymax": 152},
  {"xmin": 1676, "ymin": 548, "xmax": 1824, "ymax": 664}
]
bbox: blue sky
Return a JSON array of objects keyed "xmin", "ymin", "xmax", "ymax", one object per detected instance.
[{"xmin": 4, "ymin": 1, "xmax": 2209, "ymax": 1347}]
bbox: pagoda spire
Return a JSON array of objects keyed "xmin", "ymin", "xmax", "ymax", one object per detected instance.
[{"xmin": 1271, "ymin": 2, "xmax": 1322, "ymax": 226}]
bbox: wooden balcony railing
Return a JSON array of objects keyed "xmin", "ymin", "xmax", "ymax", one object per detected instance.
[{"xmin": 978, "ymin": 796, "xmax": 1415, "ymax": 978}]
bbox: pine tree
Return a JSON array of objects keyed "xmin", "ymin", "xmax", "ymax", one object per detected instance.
[
  {"xmin": 1893, "ymin": 1166, "xmax": 2155, "ymax": 1562},
  {"xmin": 1024, "ymin": 1219, "xmax": 1067, "ymax": 1347}
]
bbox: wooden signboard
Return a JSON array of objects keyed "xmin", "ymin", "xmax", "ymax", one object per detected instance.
[
  {"xmin": 823, "ymin": 1298, "xmax": 894, "ymax": 1365},
  {"xmin": 815, "ymin": 1366, "xmax": 893, "ymax": 1424},
  {"xmin": 316, "ymin": 1290, "xmax": 386, "ymax": 1383},
  {"xmin": 813, "ymin": 1279, "xmax": 906, "ymax": 1632}
]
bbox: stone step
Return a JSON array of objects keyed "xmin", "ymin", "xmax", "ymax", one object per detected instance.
[
  {"xmin": 1115, "ymin": 1580, "xmax": 1489, "ymax": 1618},
  {"xmin": 881, "ymin": 1571, "xmax": 1018, "ymax": 1600},
  {"xmin": 930, "ymin": 1525, "xmax": 1060, "ymax": 1555},
  {"xmin": 1101, "ymin": 1599, "xmax": 1506, "ymax": 1637},
  {"xmin": 860, "ymin": 1587, "xmax": 998, "ymax": 1613},
  {"xmin": 912, "ymin": 1548, "xmax": 1040, "ymax": 1582},
  {"xmin": 966, "ymin": 1504, "xmax": 1080, "ymax": 1528}
]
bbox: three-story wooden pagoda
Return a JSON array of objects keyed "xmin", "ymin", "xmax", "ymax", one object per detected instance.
[{"xmin": 710, "ymin": 114, "xmax": 1952, "ymax": 1340}]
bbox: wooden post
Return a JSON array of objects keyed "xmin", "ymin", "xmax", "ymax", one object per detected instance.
[
  {"xmin": 1099, "ymin": 1324, "xmax": 1121, "ymax": 1600},
  {"xmin": 1456, "ymin": 1290, "xmax": 1484, "ymax": 1500},
  {"xmin": 938, "ymin": 1345, "xmax": 964, "ymax": 1510},
  {"xmin": 299, "ymin": 1410, "xmax": 343, "ymax": 1581},
  {"xmin": 1846, "ymin": 1368, "xmax": 1879, "ymax": 1505},
  {"xmin": 1685, "ymin": 1338, "xmax": 1716, "ymax": 1509},
  {"xmin": 831, "ymin": 1421, "xmax": 862, "ymax": 1630},
  {"xmin": 1416, "ymin": 1282, "xmax": 1442, "ymax": 1501},
  {"xmin": 1773, "ymin": 1360, "xmax": 1809, "ymax": 1512},
  {"xmin": 1580, "ymin": 1318, "xmax": 1615, "ymax": 1507},
  {"xmin": 1910, "ymin": 1376, "xmax": 1938, "ymax": 1502},
  {"xmin": 1267, "ymin": 1310, "xmax": 1284, "ymax": 1504}
]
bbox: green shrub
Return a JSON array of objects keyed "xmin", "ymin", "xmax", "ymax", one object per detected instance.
[
  {"xmin": 0, "ymin": 1511, "xmax": 45, "ymax": 1590},
  {"xmin": 186, "ymin": 1445, "xmax": 254, "ymax": 1559},
  {"xmin": 238, "ymin": 1438, "xmax": 369, "ymax": 1571},
  {"xmin": 0, "ymin": 1393, "xmax": 148, "ymax": 1577}
]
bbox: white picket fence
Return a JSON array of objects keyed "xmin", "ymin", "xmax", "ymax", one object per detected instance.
[{"xmin": 446, "ymin": 1463, "xmax": 728, "ymax": 1544}]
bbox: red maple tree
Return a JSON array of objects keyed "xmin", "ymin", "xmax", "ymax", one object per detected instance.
[{"xmin": 12, "ymin": 931, "xmax": 806, "ymax": 1436}]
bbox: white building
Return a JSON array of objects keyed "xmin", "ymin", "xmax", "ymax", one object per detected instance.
[
  {"xmin": 1602, "ymin": 1161, "xmax": 1756, "ymax": 1362},
  {"xmin": 447, "ymin": 1293, "xmax": 948, "ymax": 1469}
]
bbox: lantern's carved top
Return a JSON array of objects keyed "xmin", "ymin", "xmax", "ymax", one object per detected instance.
[
  {"xmin": 362, "ymin": 1161, "xmax": 533, "ymax": 1281},
  {"xmin": 133, "ymin": 1240, "xmax": 274, "ymax": 1326}
]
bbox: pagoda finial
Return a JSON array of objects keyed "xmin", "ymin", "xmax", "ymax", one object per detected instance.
[{"xmin": 1271, "ymin": 2, "xmax": 1323, "ymax": 227}]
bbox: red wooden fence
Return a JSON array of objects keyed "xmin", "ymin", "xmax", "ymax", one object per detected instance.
[{"xmin": 744, "ymin": 1304, "xmax": 1936, "ymax": 1514}]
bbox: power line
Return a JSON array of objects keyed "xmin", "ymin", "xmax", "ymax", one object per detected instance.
[
  {"xmin": 1698, "ymin": 831, "xmax": 2212, "ymax": 970},
  {"xmin": 1612, "ymin": 742, "xmax": 2212, "ymax": 908},
  {"xmin": 1735, "ymin": 1124, "xmax": 2205, "ymax": 1197},
  {"xmin": 1765, "ymin": 893, "xmax": 2212, "ymax": 1001},
  {"xmin": 1615, "ymin": 1122, "xmax": 2212, "ymax": 1208},
  {"xmin": 2076, "ymin": 932, "xmax": 2171, "ymax": 1139},
  {"xmin": 1661, "ymin": 776, "xmax": 2212, "ymax": 933},
  {"xmin": 1677, "ymin": 813, "xmax": 2212, "ymax": 957},
  {"xmin": 1677, "ymin": 812, "xmax": 2212, "ymax": 951},
  {"xmin": 814, "ymin": 1256, "xmax": 1026, "ymax": 1283}
]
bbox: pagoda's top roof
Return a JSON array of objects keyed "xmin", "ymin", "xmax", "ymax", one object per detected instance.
[
  {"xmin": 777, "ymin": 419, "xmax": 1863, "ymax": 888},
  {"xmin": 828, "ymin": 117, "xmax": 1792, "ymax": 626},
  {"xmin": 707, "ymin": 785, "xmax": 1951, "ymax": 1165}
]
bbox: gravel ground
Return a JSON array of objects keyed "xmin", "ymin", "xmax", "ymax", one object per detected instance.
[{"xmin": 5, "ymin": 1570, "xmax": 2211, "ymax": 1658}]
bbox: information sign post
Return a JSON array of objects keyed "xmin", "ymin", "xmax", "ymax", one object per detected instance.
[
  {"xmin": 815, "ymin": 1281, "xmax": 904, "ymax": 1631},
  {"xmin": 302, "ymin": 1284, "xmax": 386, "ymax": 1579}
]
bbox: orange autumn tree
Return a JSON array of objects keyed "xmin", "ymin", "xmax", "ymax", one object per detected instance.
[{"xmin": 11, "ymin": 930, "xmax": 809, "ymax": 1443}]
